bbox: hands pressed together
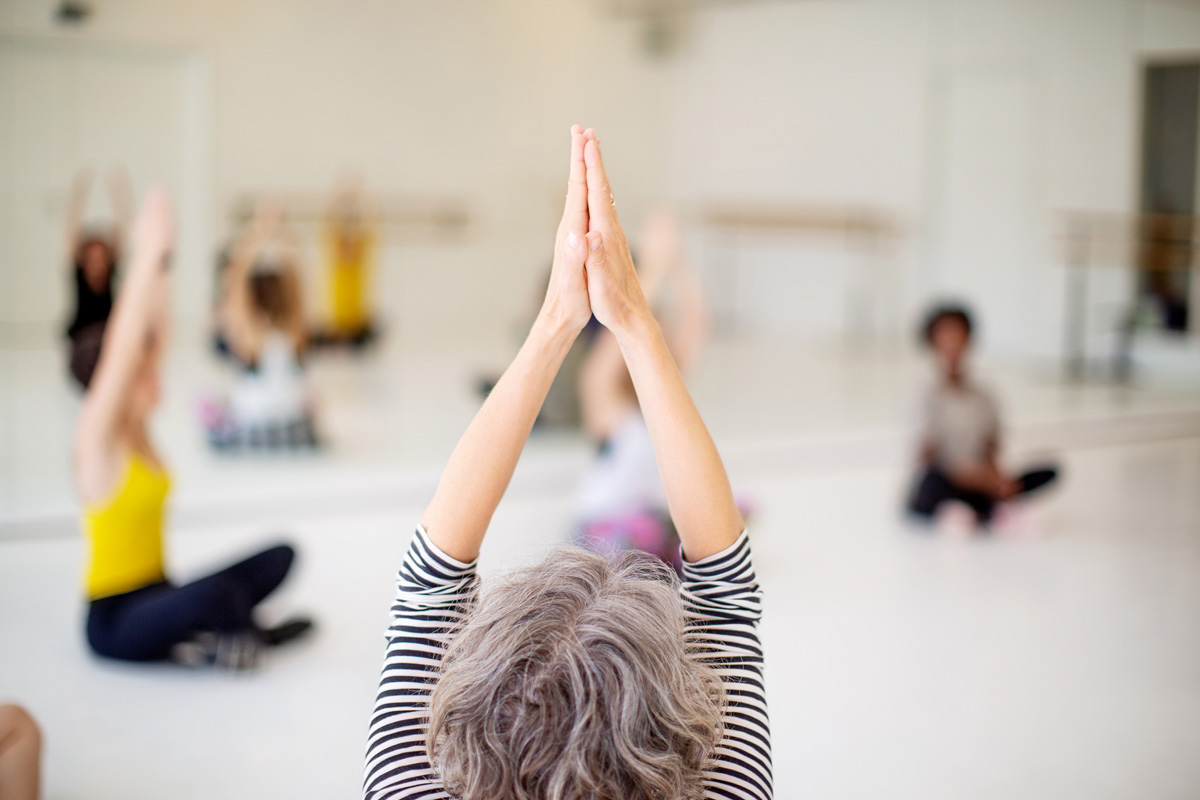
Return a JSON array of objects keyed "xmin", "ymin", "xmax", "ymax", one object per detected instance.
[{"xmin": 542, "ymin": 126, "xmax": 651, "ymax": 339}]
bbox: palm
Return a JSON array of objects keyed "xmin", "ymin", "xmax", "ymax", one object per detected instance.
[
  {"xmin": 548, "ymin": 254, "xmax": 591, "ymax": 328},
  {"xmin": 585, "ymin": 259, "xmax": 631, "ymax": 330}
]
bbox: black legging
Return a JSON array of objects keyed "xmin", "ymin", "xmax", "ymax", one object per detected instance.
[
  {"xmin": 86, "ymin": 544, "xmax": 294, "ymax": 662},
  {"xmin": 907, "ymin": 466, "xmax": 1058, "ymax": 525}
]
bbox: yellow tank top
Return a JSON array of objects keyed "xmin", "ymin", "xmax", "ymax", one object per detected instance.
[
  {"xmin": 325, "ymin": 225, "xmax": 374, "ymax": 333},
  {"xmin": 82, "ymin": 454, "xmax": 170, "ymax": 600}
]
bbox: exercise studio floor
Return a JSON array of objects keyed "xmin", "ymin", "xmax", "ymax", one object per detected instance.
[{"xmin": 2, "ymin": 337, "xmax": 1200, "ymax": 799}]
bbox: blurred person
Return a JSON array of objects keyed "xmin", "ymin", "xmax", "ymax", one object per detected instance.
[
  {"xmin": 207, "ymin": 204, "xmax": 318, "ymax": 449},
  {"xmin": 74, "ymin": 189, "xmax": 313, "ymax": 670},
  {"xmin": 314, "ymin": 176, "xmax": 379, "ymax": 348},
  {"xmin": 475, "ymin": 266, "xmax": 602, "ymax": 430},
  {"xmin": 209, "ymin": 219, "xmax": 248, "ymax": 360},
  {"xmin": 64, "ymin": 168, "xmax": 130, "ymax": 389},
  {"xmin": 0, "ymin": 705, "xmax": 40, "ymax": 800},
  {"xmin": 1138, "ymin": 206, "xmax": 1191, "ymax": 332},
  {"xmin": 906, "ymin": 303, "xmax": 1059, "ymax": 529},
  {"xmin": 572, "ymin": 207, "xmax": 714, "ymax": 573},
  {"xmin": 363, "ymin": 125, "xmax": 771, "ymax": 800}
]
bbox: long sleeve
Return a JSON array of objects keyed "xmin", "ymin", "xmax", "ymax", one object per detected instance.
[
  {"xmin": 681, "ymin": 532, "xmax": 773, "ymax": 800},
  {"xmin": 364, "ymin": 528, "xmax": 772, "ymax": 800},
  {"xmin": 363, "ymin": 527, "xmax": 478, "ymax": 800}
]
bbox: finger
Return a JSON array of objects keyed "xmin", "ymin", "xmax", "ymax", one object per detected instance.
[
  {"xmin": 562, "ymin": 125, "xmax": 587, "ymax": 237},
  {"xmin": 584, "ymin": 138, "xmax": 618, "ymax": 230},
  {"xmin": 585, "ymin": 231, "xmax": 606, "ymax": 269}
]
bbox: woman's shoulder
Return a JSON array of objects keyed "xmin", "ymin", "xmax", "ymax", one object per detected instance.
[{"xmin": 76, "ymin": 435, "xmax": 167, "ymax": 509}]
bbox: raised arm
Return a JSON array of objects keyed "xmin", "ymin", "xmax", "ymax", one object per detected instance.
[
  {"xmin": 64, "ymin": 169, "xmax": 93, "ymax": 261},
  {"xmin": 282, "ymin": 264, "xmax": 308, "ymax": 357},
  {"xmin": 105, "ymin": 167, "xmax": 134, "ymax": 257},
  {"xmin": 664, "ymin": 237, "xmax": 710, "ymax": 374},
  {"xmin": 580, "ymin": 133, "xmax": 742, "ymax": 561},
  {"xmin": 75, "ymin": 190, "xmax": 173, "ymax": 488},
  {"xmin": 220, "ymin": 224, "xmax": 266, "ymax": 363},
  {"xmin": 420, "ymin": 126, "xmax": 593, "ymax": 562},
  {"xmin": 578, "ymin": 327, "xmax": 633, "ymax": 442}
]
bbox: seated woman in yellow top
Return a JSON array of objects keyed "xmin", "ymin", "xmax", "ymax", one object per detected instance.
[{"xmin": 74, "ymin": 189, "xmax": 312, "ymax": 670}]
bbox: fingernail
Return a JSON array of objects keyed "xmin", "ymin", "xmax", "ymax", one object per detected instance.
[
  {"xmin": 567, "ymin": 232, "xmax": 580, "ymax": 251},
  {"xmin": 589, "ymin": 234, "xmax": 602, "ymax": 252}
]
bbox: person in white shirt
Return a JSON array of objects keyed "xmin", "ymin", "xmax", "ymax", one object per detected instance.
[{"xmin": 907, "ymin": 304, "xmax": 1058, "ymax": 527}]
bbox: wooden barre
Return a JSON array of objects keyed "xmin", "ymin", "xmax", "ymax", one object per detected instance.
[
  {"xmin": 1059, "ymin": 210, "xmax": 1200, "ymax": 270},
  {"xmin": 698, "ymin": 205, "xmax": 900, "ymax": 236},
  {"xmin": 228, "ymin": 192, "xmax": 471, "ymax": 232}
]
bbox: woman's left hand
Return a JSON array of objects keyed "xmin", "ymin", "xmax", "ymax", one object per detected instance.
[{"xmin": 539, "ymin": 125, "xmax": 592, "ymax": 333}]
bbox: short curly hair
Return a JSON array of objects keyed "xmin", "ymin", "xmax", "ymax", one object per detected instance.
[
  {"xmin": 921, "ymin": 303, "xmax": 974, "ymax": 346},
  {"xmin": 428, "ymin": 547, "xmax": 724, "ymax": 800}
]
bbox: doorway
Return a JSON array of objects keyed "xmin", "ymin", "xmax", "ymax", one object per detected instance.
[{"xmin": 1137, "ymin": 62, "xmax": 1199, "ymax": 333}]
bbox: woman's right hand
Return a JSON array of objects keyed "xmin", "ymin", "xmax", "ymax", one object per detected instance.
[{"xmin": 580, "ymin": 133, "xmax": 652, "ymax": 336}]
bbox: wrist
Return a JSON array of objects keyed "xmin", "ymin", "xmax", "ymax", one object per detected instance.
[
  {"xmin": 611, "ymin": 305, "xmax": 660, "ymax": 350},
  {"xmin": 531, "ymin": 307, "xmax": 582, "ymax": 351}
]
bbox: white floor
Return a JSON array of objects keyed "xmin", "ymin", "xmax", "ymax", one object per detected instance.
[{"xmin": 2, "ymin": 337, "xmax": 1200, "ymax": 799}]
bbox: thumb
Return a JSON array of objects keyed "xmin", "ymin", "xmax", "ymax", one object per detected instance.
[
  {"xmin": 585, "ymin": 231, "xmax": 605, "ymax": 270},
  {"xmin": 556, "ymin": 229, "xmax": 587, "ymax": 280}
]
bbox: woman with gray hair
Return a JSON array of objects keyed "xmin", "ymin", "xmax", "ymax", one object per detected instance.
[{"xmin": 364, "ymin": 127, "xmax": 772, "ymax": 800}]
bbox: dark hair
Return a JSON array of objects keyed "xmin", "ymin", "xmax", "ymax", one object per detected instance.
[
  {"xmin": 921, "ymin": 303, "xmax": 973, "ymax": 346},
  {"xmin": 69, "ymin": 321, "xmax": 107, "ymax": 389},
  {"xmin": 250, "ymin": 272, "xmax": 292, "ymax": 327},
  {"xmin": 74, "ymin": 235, "xmax": 119, "ymax": 276}
]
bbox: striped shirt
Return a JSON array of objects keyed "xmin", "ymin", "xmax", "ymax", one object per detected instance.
[{"xmin": 364, "ymin": 527, "xmax": 772, "ymax": 800}]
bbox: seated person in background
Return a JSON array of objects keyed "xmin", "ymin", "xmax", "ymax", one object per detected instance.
[
  {"xmin": 476, "ymin": 265, "xmax": 602, "ymax": 430},
  {"xmin": 572, "ymin": 207, "xmax": 714, "ymax": 573},
  {"xmin": 0, "ymin": 704, "xmax": 40, "ymax": 800},
  {"xmin": 363, "ymin": 124, "xmax": 771, "ymax": 800},
  {"xmin": 907, "ymin": 303, "xmax": 1058, "ymax": 529},
  {"xmin": 64, "ymin": 168, "xmax": 130, "ymax": 389},
  {"xmin": 208, "ymin": 204, "xmax": 318, "ymax": 449},
  {"xmin": 75, "ymin": 189, "xmax": 312, "ymax": 670}
]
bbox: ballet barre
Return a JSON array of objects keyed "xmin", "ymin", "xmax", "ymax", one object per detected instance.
[
  {"xmin": 228, "ymin": 192, "xmax": 471, "ymax": 242},
  {"xmin": 695, "ymin": 204, "xmax": 903, "ymax": 342}
]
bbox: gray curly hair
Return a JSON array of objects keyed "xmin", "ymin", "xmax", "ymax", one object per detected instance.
[{"xmin": 428, "ymin": 547, "xmax": 724, "ymax": 800}]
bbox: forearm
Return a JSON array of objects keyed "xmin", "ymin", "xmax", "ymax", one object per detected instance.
[
  {"xmin": 578, "ymin": 330, "xmax": 632, "ymax": 442},
  {"xmin": 107, "ymin": 251, "xmax": 162, "ymax": 343},
  {"xmin": 107, "ymin": 170, "xmax": 133, "ymax": 243},
  {"xmin": 950, "ymin": 438, "xmax": 1005, "ymax": 491},
  {"xmin": 947, "ymin": 462, "xmax": 1009, "ymax": 498},
  {"xmin": 670, "ymin": 264, "xmax": 710, "ymax": 373},
  {"xmin": 78, "ymin": 252, "xmax": 164, "ymax": 438},
  {"xmin": 65, "ymin": 173, "xmax": 90, "ymax": 251},
  {"xmin": 421, "ymin": 312, "xmax": 579, "ymax": 562},
  {"xmin": 613, "ymin": 310, "xmax": 742, "ymax": 561}
]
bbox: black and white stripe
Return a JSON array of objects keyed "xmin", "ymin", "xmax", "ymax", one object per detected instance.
[{"xmin": 364, "ymin": 528, "xmax": 772, "ymax": 800}]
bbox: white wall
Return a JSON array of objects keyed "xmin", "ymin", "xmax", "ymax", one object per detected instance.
[
  {"xmin": 3, "ymin": 0, "xmax": 1200, "ymax": 357},
  {"xmin": 661, "ymin": 0, "xmax": 1200, "ymax": 357}
]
